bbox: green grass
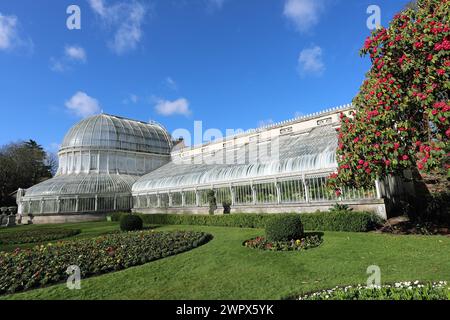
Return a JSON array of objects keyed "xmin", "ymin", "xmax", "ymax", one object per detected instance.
[
  {"xmin": 1, "ymin": 222, "xmax": 450, "ymax": 300},
  {"xmin": 0, "ymin": 221, "xmax": 119, "ymax": 251}
]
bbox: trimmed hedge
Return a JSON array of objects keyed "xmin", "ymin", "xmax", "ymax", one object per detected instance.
[
  {"xmin": 110, "ymin": 211, "xmax": 382, "ymax": 232},
  {"xmin": 0, "ymin": 228, "xmax": 81, "ymax": 245},
  {"xmin": 266, "ymin": 215, "xmax": 304, "ymax": 241}
]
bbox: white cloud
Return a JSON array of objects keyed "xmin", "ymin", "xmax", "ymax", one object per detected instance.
[
  {"xmin": 298, "ymin": 45, "xmax": 325, "ymax": 76},
  {"xmin": 155, "ymin": 98, "xmax": 191, "ymax": 117},
  {"xmin": 65, "ymin": 45, "xmax": 86, "ymax": 62},
  {"xmin": 89, "ymin": 0, "xmax": 106, "ymax": 16},
  {"xmin": 50, "ymin": 45, "xmax": 87, "ymax": 72},
  {"xmin": 130, "ymin": 94, "xmax": 138, "ymax": 103},
  {"xmin": 283, "ymin": 0, "xmax": 324, "ymax": 33},
  {"xmin": 65, "ymin": 91, "xmax": 101, "ymax": 118},
  {"xmin": 206, "ymin": 0, "xmax": 226, "ymax": 11},
  {"xmin": 0, "ymin": 13, "xmax": 17, "ymax": 50},
  {"xmin": 123, "ymin": 93, "xmax": 139, "ymax": 104},
  {"xmin": 50, "ymin": 57, "xmax": 67, "ymax": 72},
  {"xmin": 88, "ymin": 0, "xmax": 147, "ymax": 55},
  {"xmin": 0, "ymin": 13, "xmax": 32, "ymax": 52},
  {"xmin": 165, "ymin": 77, "xmax": 178, "ymax": 90}
]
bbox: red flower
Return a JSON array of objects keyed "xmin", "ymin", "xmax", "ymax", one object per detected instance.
[
  {"xmin": 384, "ymin": 160, "xmax": 391, "ymax": 166},
  {"xmin": 402, "ymin": 155, "xmax": 409, "ymax": 161},
  {"xmin": 437, "ymin": 69, "xmax": 445, "ymax": 75}
]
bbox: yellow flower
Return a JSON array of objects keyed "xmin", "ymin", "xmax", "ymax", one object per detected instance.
[{"xmin": 295, "ymin": 239, "xmax": 301, "ymax": 246}]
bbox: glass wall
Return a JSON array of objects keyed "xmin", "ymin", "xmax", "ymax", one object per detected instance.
[
  {"xmin": 130, "ymin": 174, "xmax": 378, "ymax": 210},
  {"xmin": 255, "ymin": 182, "xmax": 277, "ymax": 204}
]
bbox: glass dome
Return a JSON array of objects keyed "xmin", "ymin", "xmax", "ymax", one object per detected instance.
[
  {"xmin": 20, "ymin": 113, "xmax": 173, "ymax": 215},
  {"xmin": 60, "ymin": 113, "xmax": 172, "ymax": 154}
]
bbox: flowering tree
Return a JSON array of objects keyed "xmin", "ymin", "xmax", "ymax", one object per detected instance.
[{"xmin": 329, "ymin": 0, "xmax": 449, "ymax": 194}]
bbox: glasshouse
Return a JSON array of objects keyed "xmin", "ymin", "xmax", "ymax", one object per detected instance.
[
  {"xmin": 18, "ymin": 104, "xmax": 402, "ymax": 223},
  {"xmin": 132, "ymin": 104, "xmax": 395, "ymax": 219},
  {"xmin": 17, "ymin": 114, "xmax": 172, "ymax": 223}
]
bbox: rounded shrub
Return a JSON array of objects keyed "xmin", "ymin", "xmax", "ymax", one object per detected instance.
[
  {"xmin": 265, "ymin": 215, "xmax": 304, "ymax": 242},
  {"xmin": 120, "ymin": 214, "xmax": 143, "ymax": 232}
]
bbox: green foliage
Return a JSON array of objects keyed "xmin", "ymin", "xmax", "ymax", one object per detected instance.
[
  {"xmin": 0, "ymin": 140, "xmax": 54, "ymax": 207},
  {"xmin": 330, "ymin": 0, "xmax": 450, "ymax": 192},
  {"xmin": 424, "ymin": 192, "xmax": 450, "ymax": 224},
  {"xmin": 119, "ymin": 214, "xmax": 143, "ymax": 232},
  {"xmin": 0, "ymin": 228, "xmax": 80, "ymax": 245},
  {"xmin": 244, "ymin": 234, "xmax": 322, "ymax": 251},
  {"xmin": 126, "ymin": 211, "xmax": 382, "ymax": 232},
  {"xmin": 0, "ymin": 230, "xmax": 211, "ymax": 295},
  {"xmin": 265, "ymin": 215, "xmax": 304, "ymax": 242},
  {"xmin": 329, "ymin": 203, "xmax": 353, "ymax": 213},
  {"xmin": 108, "ymin": 212, "xmax": 129, "ymax": 222},
  {"xmin": 298, "ymin": 281, "xmax": 449, "ymax": 300}
]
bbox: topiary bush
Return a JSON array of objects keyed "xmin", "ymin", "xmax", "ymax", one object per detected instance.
[
  {"xmin": 265, "ymin": 215, "xmax": 304, "ymax": 242},
  {"xmin": 120, "ymin": 214, "xmax": 143, "ymax": 232}
]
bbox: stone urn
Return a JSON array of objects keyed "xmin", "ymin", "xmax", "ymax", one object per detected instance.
[
  {"xmin": 0, "ymin": 207, "xmax": 7, "ymax": 226},
  {"xmin": 6, "ymin": 206, "xmax": 17, "ymax": 227}
]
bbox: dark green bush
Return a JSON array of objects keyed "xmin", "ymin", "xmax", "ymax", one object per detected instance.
[
  {"xmin": 115, "ymin": 211, "xmax": 382, "ymax": 232},
  {"xmin": 265, "ymin": 215, "xmax": 304, "ymax": 241},
  {"xmin": 109, "ymin": 212, "xmax": 129, "ymax": 222},
  {"xmin": 120, "ymin": 214, "xmax": 143, "ymax": 231},
  {"xmin": 424, "ymin": 192, "xmax": 450, "ymax": 225}
]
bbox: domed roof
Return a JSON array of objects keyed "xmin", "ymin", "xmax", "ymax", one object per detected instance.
[{"xmin": 60, "ymin": 114, "xmax": 172, "ymax": 154}]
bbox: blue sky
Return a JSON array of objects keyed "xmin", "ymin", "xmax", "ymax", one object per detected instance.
[{"xmin": 0, "ymin": 0, "xmax": 410, "ymax": 151}]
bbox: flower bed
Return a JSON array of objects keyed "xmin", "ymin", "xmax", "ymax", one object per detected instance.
[
  {"xmin": 0, "ymin": 228, "xmax": 81, "ymax": 245},
  {"xmin": 298, "ymin": 281, "xmax": 449, "ymax": 300},
  {"xmin": 244, "ymin": 234, "xmax": 323, "ymax": 251},
  {"xmin": 0, "ymin": 230, "xmax": 211, "ymax": 295}
]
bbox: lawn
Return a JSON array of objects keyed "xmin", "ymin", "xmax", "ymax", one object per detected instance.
[
  {"xmin": 1, "ymin": 221, "xmax": 450, "ymax": 300},
  {"xmin": 0, "ymin": 221, "xmax": 119, "ymax": 252}
]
